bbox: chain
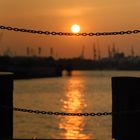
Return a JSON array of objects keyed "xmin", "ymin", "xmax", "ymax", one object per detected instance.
[
  {"xmin": 0, "ymin": 105, "xmax": 112, "ymax": 117},
  {"xmin": 2, "ymin": 105, "xmax": 140, "ymax": 117},
  {"xmin": 13, "ymin": 107, "xmax": 140, "ymax": 116},
  {"xmin": 13, "ymin": 107, "xmax": 112, "ymax": 117},
  {"xmin": 0, "ymin": 25, "xmax": 140, "ymax": 37}
]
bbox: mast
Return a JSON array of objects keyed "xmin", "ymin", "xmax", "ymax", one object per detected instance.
[
  {"xmin": 93, "ymin": 43, "xmax": 96, "ymax": 61},
  {"xmin": 79, "ymin": 45, "xmax": 85, "ymax": 59},
  {"xmin": 38, "ymin": 47, "xmax": 41, "ymax": 57},
  {"xmin": 112, "ymin": 42, "xmax": 116, "ymax": 57},
  {"xmin": 131, "ymin": 45, "xmax": 134, "ymax": 57},
  {"xmin": 108, "ymin": 45, "xmax": 112, "ymax": 58},
  {"xmin": 26, "ymin": 47, "xmax": 30, "ymax": 56},
  {"xmin": 50, "ymin": 47, "xmax": 53, "ymax": 57},
  {"xmin": 97, "ymin": 40, "xmax": 101, "ymax": 60}
]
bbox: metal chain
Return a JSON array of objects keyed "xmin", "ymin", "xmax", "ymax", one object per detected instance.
[
  {"xmin": 0, "ymin": 105, "xmax": 112, "ymax": 117},
  {"xmin": 13, "ymin": 107, "xmax": 112, "ymax": 117},
  {"xmin": 0, "ymin": 25, "xmax": 140, "ymax": 36},
  {"xmin": 12, "ymin": 107, "xmax": 140, "ymax": 116},
  {"xmin": 2, "ymin": 105, "xmax": 140, "ymax": 117}
]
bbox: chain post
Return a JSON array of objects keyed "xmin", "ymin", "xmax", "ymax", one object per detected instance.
[
  {"xmin": 112, "ymin": 77, "xmax": 140, "ymax": 140},
  {"xmin": 0, "ymin": 72, "xmax": 13, "ymax": 140}
]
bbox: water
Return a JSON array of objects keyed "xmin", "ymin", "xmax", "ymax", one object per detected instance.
[{"xmin": 13, "ymin": 70, "xmax": 140, "ymax": 139}]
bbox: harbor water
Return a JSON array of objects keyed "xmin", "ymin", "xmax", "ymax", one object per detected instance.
[{"xmin": 13, "ymin": 70, "xmax": 140, "ymax": 139}]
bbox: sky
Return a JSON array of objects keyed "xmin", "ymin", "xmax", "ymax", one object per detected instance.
[{"xmin": 0, "ymin": 0, "xmax": 140, "ymax": 59}]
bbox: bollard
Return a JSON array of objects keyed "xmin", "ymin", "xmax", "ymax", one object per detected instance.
[
  {"xmin": 112, "ymin": 77, "xmax": 140, "ymax": 140},
  {"xmin": 0, "ymin": 72, "xmax": 13, "ymax": 140}
]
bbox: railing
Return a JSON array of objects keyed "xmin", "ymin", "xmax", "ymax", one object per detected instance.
[
  {"xmin": 2, "ymin": 105, "xmax": 140, "ymax": 117},
  {"xmin": 0, "ymin": 25, "xmax": 140, "ymax": 140},
  {"xmin": 1, "ymin": 105, "xmax": 112, "ymax": 117},
  {"xmin": 0, "ymin": 25, "xmax": 140, "ymax": 37}
]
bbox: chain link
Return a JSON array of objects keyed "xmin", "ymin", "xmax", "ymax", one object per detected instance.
[
  {"xmin": 0, "ymin": 25, "xmax": 140, "ymax": 36},
  {"xmin": 1, "ymin": 105, "xmax": 111, "ymax": 117},
  {"xmin": 13, "ymin": 107, "xmax": 140, "ymax": 116},
  {"xmin": 2, "ymin": 105, "xmax": 140, "ymax": 117},
  {"xmin": 13, "ymin": 107, "xmax": 112, "ymax": 117}
]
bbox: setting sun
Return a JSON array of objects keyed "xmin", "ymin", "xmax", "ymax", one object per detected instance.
[{"xmin": 71, "ymin": 24, "xmax": 80, "ymax": 33}]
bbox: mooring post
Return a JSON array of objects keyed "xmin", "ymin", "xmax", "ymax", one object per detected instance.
[
  {"xmin": 112, "ymin": 77, "xmax": 140, "ymax": 140},
  {"xmin": 0, "ymin": 72, "xmax": 13, "ymax": 140}
]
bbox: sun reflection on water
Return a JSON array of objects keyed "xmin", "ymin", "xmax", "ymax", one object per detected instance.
[{"xmin": 59, "ymin": 76, "xmax": 92, "ymax": 139}]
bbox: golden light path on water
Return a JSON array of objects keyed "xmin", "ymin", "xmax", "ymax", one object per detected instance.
[{"xmin": 59, "ymin": 75, "xmax": 92, "ymax": 139}]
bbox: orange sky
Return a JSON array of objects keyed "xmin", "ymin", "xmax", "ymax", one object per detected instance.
[{"xmin": 0, "ymin": 0, "xmax": 140, "ymax": 59}]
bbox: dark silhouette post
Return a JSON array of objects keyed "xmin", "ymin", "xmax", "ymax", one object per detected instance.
[
  {"xmin": 0, "ymin": 72, "xmax": 13, "ymax": 139},
  {"xmin": 112, "ymin": 77, "xmax": 140, "ymax": 140},
  {"xmin": 65, "ymin": 63, "xmax": 73, "ymax": 76}
]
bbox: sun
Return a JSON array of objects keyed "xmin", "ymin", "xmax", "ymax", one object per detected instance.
[{"xmin": 71, "ymin": 24, "xmax": 80, "ymax": 33}]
